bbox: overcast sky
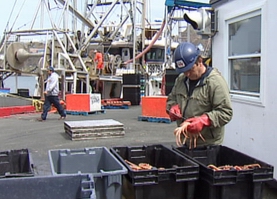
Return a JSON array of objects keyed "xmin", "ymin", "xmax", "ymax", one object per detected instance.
[{"xmin": 0, "ymin": 0, "xmax": 166, "ymax": 37}]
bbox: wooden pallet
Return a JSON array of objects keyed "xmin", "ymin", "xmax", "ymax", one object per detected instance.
[
  {"xmin": 102, "ymin": 105, "xmax": 129, "ymax": 109},
  {"xmin": 101, "ymin": 99, "xmax": 131, "ymax": 107},
  {"xmin": 137, "ymin": 116, "xmax": 171, "ymax": 124},
  {"xmin": 65, "ymin": 109, "xmax": 106, "ymax": 116}
]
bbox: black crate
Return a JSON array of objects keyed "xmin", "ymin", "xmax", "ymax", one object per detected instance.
[
  {"xmin": 173, "ymin": 145, "xmax": 274, "ymax": 199},
  {"xmin": 111, "ymin": 144, "xmax": 199, "ymax": 199},
  {"xmin": 0, "ymin": 149, "xmax": 34, "ymax": 178},
  {"xmin": 165, "ymin": 69, "xmax": 179, "ymax": 96},
  {"xmin": 123, "ymin": 74, "xmax": 141, "ymax": 85},
  {"xmin": 17, "ymin": 88, "xmax": 30, "ymax": 98},
  {"xmin": 165, "ymin": 85, "xmax": 174, "ymax": 96},
  {"xmin": 123, "ymin": 87, "xmax": 141, "ymax": 105}
]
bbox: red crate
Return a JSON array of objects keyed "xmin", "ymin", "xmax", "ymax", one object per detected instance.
[
  {"xmin": 141, "ymin": 96, "xmax": 169, "ymax": 118},
  {"xmin": 65, "ymin": 94, "xmax": 101, "ymax": 112}
]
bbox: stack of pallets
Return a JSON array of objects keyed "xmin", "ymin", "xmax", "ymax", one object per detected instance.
[{"xmin": 64, "ymin": 119, "xmax": 125, "ymax": 141}]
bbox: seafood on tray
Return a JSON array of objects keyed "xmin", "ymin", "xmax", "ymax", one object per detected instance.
[
  {"xmin": 124, "ymin": 160, "xmax": 165, "ymax": 171},
  {"xmin": 207, "ymin": 163, "xmax": 261, "ymax": 171},
  {"xmin": 174, "ymin": 121, "xmax": 205, "ymax": 149},
  {"xmin": 124, "ymin": 160, "xmax": 152, "ymax": 171}
]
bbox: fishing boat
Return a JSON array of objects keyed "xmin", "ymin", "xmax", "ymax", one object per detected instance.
[{"xmin": 0, "ymin": 0, "xmax": 179, "ymax": 101}]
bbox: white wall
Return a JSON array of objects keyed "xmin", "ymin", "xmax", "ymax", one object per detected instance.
[{"xmin": 212, "ymin": 0, "xmax": 277, "ymax": 178}]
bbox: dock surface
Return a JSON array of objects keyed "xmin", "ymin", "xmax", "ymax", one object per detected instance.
[
  {"xmin": 0, "ymin": 105, "xmax": 276, "ymax": 198},
  {"xmin": 0, "ymin": 106, "xmax": 175, "ymax": 175}
]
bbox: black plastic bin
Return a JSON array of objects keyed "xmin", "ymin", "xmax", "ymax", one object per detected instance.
[
  {"xmin": 123, "ymin": 74, "xmax": 141, "ymax": 85},
  {"xmin": 110, "ymin": 144, "xmax": 199, "ymax": 199},
  {"xmin": 0, "ymin": 148, "xmax": 34, "ymax": 178},
  {"xmin": 0, "ymin": 174, "xmax": 96, "ymax": 199},
  {"xmin": 123, "ymin": 86, "xmax": 141, "ymax": 105},
  {"xmin": 173, "ymin": 145, "xmax": 274, "ymax": 199},
  {"xmin": 165, "ymin": 69, "xmax": 179, "ymax": 95}
]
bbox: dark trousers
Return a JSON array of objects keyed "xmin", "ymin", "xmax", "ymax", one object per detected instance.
[{"xmin": 41, "ymin": 95, "xmax": 66, "ymax": 120}]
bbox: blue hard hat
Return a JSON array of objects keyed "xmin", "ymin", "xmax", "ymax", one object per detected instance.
[
  {"xmin": 48, "ymin": 66, "xmax": 55, "ymax": 72},
  {"xmin": 174, "ymin": 42, "xmax": 200, "ymax": 74}
]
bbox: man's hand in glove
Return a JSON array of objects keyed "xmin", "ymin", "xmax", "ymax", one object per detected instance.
[
  {"xmin": 167, "ymin": 104, "xmax": 182, "ymax": 121},
  {"xmin": 186, "ymin": 114, "xmax": 211, "ymax": 133}
]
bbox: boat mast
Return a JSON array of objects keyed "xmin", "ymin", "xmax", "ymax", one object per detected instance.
[
  {"xmin": 141, "ymin": 0, "xmax": 146, "ymax": 70},
  {"xmin": 132, "ymin": 0, "xmax": 137, "ymax": 69}
]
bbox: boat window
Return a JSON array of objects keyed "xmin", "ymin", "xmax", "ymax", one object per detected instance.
[
  {"xmin": 227, "ymin": 10, "xmax": 261, "ymax": 100},
  {"xmin": 145, "ymin": 48, "xmax": 164, "ymax": 62}
]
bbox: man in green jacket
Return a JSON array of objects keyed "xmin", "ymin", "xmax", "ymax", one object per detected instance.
[{"xmin": 166, "ymin": 42, "xmax": 233, "ymax": 147}]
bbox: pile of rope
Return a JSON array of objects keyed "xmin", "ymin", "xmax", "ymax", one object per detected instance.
[{"xmin": 32, "ymin": 99, "xmax": 44, "ymax": 112}]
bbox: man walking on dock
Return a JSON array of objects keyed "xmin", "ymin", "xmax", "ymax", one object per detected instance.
[{"xmin": 37, "ymin": 66, "xmax": 66, "ymax": 121}]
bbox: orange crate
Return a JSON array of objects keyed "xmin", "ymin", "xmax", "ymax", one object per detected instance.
[
  {"xmin": 66, "ymin": 93, "xmax": 101, "ymax": 112},
  {"xmin": 141, "ymin": 96, "xmax": 169, "ymax": 118}
]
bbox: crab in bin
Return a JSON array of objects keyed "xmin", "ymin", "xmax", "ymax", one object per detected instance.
[{"xmin": 207, "ymin": 163, "xmax": 261, "ymax": 171}]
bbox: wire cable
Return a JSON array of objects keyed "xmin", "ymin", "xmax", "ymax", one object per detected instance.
[
  {"xmin": 4, "ymin": 0, "xmax": 18, "ymax": 32},
  {"xmin": 9, "ymin": 0, "xmax": 27, "ymax": 33}
]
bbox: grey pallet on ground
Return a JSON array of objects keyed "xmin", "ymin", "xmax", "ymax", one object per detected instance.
[
  {"xmin": 103, "ymin": 105, "xmax": 129, "ymax": 109},
  {"xmin": 64, "ymin": 119, "xmax": 125, "ymax": 141},
  {"xmin": 65, "ymin": 109, "xmax": 106, "ymax": 116},
  {"xmin": 138, "ymin": 115, "xmax": 171, "ymax": 124}
]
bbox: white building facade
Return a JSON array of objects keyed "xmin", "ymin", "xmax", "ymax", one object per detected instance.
[{"xmin": 211, "ymin": 0, "xmax": 277, "ymax": 178}]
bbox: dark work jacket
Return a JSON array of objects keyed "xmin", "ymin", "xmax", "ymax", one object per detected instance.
[{"xmin": 166, "ymin": 67, "xmax": 233, "ymax": 146}]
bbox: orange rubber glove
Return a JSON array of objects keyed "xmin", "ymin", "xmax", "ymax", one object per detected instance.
[
  {"xmin": 186, "ymin": 114, "xmax": 211, "ymax": 133},
  {"xmin": 167, "ymin": 104, "xmax": 182, "ymax": 121}
]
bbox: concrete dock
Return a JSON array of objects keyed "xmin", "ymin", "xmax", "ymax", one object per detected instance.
[
  {"xmin": 0, "ymin": 105, "xmax": 276, "ymax": 198},
  {"xmin": 0, "ymin": 106, "xmax": 175, "ymax": 175}
]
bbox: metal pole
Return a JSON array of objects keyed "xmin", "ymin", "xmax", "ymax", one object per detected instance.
[
  {"xmin": 132, "ymin": 0, "xmax": 137, "ymax": 70},
  {"xmin": 187, "ymin": 23, "xmax": 190, "ymax": 42},
  {"xmin": 141, "ymin": 0, "xmax": 146, "ymax": 68},
  {"xmin": 41, "ymin": 0, "xmax": 44, "ymax": 29},
  {"xmin": 30, "ymin": 1, "xmax": 42, "ymax": 29},
  {"xmin": 72, "ymin": 0, "xmax": 77, "ymax": 32},
  {"xmin": 86, "ymin": 74, "xmax": 90, "ymax": 94},
  {"xmin": 64, "ymin": 0, "xmax": 69, "ymax": 31},
  {"xmin": 82, "ymin": 0, "xmax": 89, "ymax": 35}
]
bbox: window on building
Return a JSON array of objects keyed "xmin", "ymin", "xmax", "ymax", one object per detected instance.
[{"xmin": 228, "ymin": 12, "xmax": 261, "ymax": 98}]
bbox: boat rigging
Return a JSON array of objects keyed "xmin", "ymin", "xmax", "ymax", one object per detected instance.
[{"xmin": 0, "ymin": 0, "xmax": 179, "ymax": 99}]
